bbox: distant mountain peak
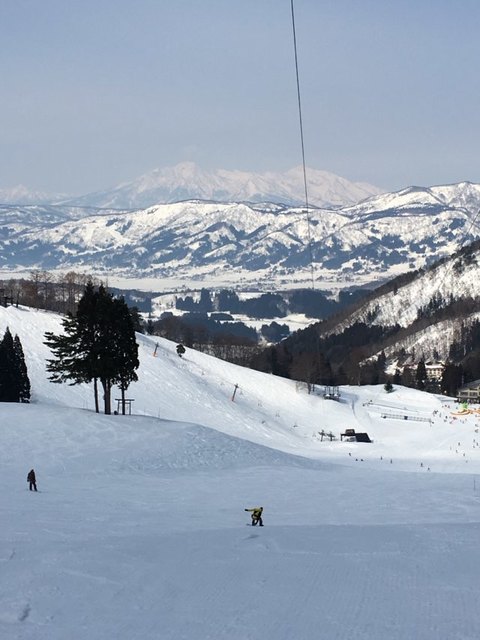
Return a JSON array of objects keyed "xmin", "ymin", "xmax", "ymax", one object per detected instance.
[
  {"xmin": 0, "ymin": 184, "xmax": 67, "ymax": 205},
  {"xmin": 62, "ymin": 162, "xmax": 384, "ymax": 209}
]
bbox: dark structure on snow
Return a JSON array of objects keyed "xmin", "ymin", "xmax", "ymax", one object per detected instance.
[{"xmin": 341, "ymin": 428, "xmax": 372, "ymax": 443}]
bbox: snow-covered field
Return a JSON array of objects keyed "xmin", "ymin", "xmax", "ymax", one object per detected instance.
[{"xmin": 2, "ymin": 305, "xmax": 480, "ymax": 639}]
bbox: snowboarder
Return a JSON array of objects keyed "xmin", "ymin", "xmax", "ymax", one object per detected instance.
[
  {"xmin": 245, "ymin": 506, "xmax": 263, "ymax": 526},
  {"xmin": 27, "ymin": 469, "xmax": 37, "ymax": 492}
]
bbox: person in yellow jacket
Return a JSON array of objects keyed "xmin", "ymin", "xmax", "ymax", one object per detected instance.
[{"xmin": 245, "ymin": 506, "xmax": 263, "ymax": 526}]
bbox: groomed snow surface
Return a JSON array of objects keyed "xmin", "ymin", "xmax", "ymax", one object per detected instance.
[{"xmin": 2, "ymin": 305, "xmax": 480, "ymax": 640}]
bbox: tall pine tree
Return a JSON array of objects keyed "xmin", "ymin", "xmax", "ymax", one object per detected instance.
[
  {"xmin": 111, "ymin": 297, "xmax": 140, "ymax": 414},
  {"xmin": 0, "ymin": 327, "xmax": 31, "ymax": 402},
  {"xmin": 0, "ymin": 327, "xmax": 17, "ymax": 402},
  {"xmin": 44, "ymin": 283, "xmax": 139, "ymax": 414},
  {"xmin": 13, "ymin": 334, "xmax": 31, "ymax": 402},
  {"xmin": 416, "ymin": 359, "xmax": 427, "ymax": 391}
]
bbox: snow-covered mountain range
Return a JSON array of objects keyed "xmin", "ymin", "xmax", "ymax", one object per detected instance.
[
  {"xmin": 0, "ymin": 163, "xmax": 381, "ymax": 209},
  {"xmin": 312, "ymin": 236, "xmax": 480, "ymax": 366},
  {"xmin": 61, "ymin": 162, "xmax": 383, "ymax": 209},
  {"xmin": 0, "ymin": 185, "xmax": 67, "ymax": 205},
  {"xmin": 1, "ymin": 181, "xmax": 480, "ymax": 290}
]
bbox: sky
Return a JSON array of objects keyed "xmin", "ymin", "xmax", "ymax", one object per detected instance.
[
  {"xmin": 2, "ymin": 0, "xmax": 480, "ymax": 195},
  {"xmin": 2, "ymin": 303, "xmax": 480, "ymax": 638}
]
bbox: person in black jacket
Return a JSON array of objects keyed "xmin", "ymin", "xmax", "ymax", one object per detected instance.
[{"xmin": 27, "ymin": 469, "xmax": 37, "ymax": 491}]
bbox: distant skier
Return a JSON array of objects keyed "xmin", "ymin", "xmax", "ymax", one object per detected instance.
[
  {"xmin": 245, "ymin": 506, "xmax": 263, "ymax": 526},
  {"xmin": 176, "ymin": 344, "xmax": 186, "ymax": 357},
  {"xmin": 27, "ymin": 469, "xmax": 37, "ymax": 492}
]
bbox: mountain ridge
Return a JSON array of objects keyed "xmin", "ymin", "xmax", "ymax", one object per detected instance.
[
  {"xmin": 0, "ymin": 162, "xmax": 378, "ymax": 209},
  {"xmin": 1, "ymin": 180, "xmax": 480, "ymax": 290},
  {"xmin": 279, "ymin": 239, "xmax": 480, "ymax": 380},
  {"xmin": 61, "ymin": 162, "xmax": 383, "ymax": 209}
]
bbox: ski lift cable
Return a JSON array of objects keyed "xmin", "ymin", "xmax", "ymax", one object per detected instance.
[
  {"xmin": 291, "ymin": 4, "xmax": 480, "ymax": 303},
  {"xmin": 291, "ymin": 0, "xmax": 315, "ymax": 290}
]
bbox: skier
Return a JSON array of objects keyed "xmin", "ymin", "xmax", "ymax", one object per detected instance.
[
  {"xmin": 176, "ymin": 344, "xmax": 186, "ymax": 357},
  {"xmin": 27, "ymin": 469, "xmax": 37, "ymax": 492},
  {"xmin": 245, "ymin": 506, "xmax": 263, "ymax": 526}
]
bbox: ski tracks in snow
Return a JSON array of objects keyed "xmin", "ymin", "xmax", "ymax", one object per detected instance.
[{"xmin": 230, "ymin": 523, "xmax": 480, "ymax": 640}]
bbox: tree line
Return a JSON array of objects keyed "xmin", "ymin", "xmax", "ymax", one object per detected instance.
[
  {"xmin": 1, "ymin": 271, "xmax": 151, "ymax": 321},
  {"xmin": 175, "ymin": 287, "xmax": 367, "ymax": 320},
  {"xmin": 150, "ymin": 313, "xmax": 260, "ymax": 367},
  {"xmin": 1, "ymin": 271, "xmax": 102, "ymax": 315}
]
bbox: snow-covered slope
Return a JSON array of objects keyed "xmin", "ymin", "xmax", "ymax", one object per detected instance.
[
  {"xmin": 63, "ymin": 161, "xmax": 383, "ymax": 209},
  {"xmin": 333, "ymin": 249, "xmax": 477, "ymax": 330},
  {"xmin": 0, "ymin": 303, "xmax": 477, "ymax": 468},
  {"xmin": 320, "ymin": 238, "xmax": 480, "ymax": 363},
  {"xmin": 326, "ymin": 236, "xmax": 480, "ymax": 344},
  {"xmin": 2, "ymin": 304, "xmax": 480, "ymax": 640}
]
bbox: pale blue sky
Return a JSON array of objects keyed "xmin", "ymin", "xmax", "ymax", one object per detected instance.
[{"xmin": 1, "ymin": 0, "xmax": 479, "ymax": 194}]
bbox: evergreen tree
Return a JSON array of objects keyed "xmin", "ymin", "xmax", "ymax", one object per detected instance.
[
  {"xmin": 416, "ymin": 359, "xmax": 427, "ymax": 391},
  {"xmin": 45, "ymin": 282, "xmax": 101, "ymax": 409},
  {"xmin": 377, "ymin": 351, "xmax": 387, "ymax": 383},
  {"xmin": 402, "ymin": 366, "xmax": 415, "ymax": 388},
  {"xmin": 0, "ymin": 327, "xmax": 18, "ymax": 401},
  {"xmin": 111, "ymin": 297, "xmax": 140, "ymax": 414},
  {"xmin": 289, "ymin": 351, "xmax": 318, "ymax": 392},
  {"xmin": 199, "ymin": 288, "xmax": 213, "ymax": 312},
  {"xmin": 335, "ymin": 365, "xmax": 349, "ymax": 386},
  {"xmin": 0, "ymin": 328, "xmax": 30, "ymax": 402},
  {"xmin": 129, "ymin": 306, "xmax": 144, "ymax": 333},
  {"xmin": 216, "ymin": 289, "xmax": 240, "ymax": 312},
  {"xmin": 45, "ymin": 283, "xmax": 139, "ymax": 415},
  {"xmin": 272, "ymin": 343, "xmax": 292, "ymax": 378},
  {"xmin": 13, "ymin": 335, "xmax": 30, "ymax": 402},
  {"xmin": 441, "ymin": 363, "xmax": 463, "ymax": 397}
]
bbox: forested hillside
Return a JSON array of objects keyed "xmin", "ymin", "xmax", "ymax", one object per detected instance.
[{"xmin": 250, "ymin": 240, "xmax": 480, "ymax": 394}]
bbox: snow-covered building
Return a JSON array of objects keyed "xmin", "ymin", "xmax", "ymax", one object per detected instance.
[
  {"xmin": 425, "ymin": 361, "xmax": 445, "ymax": 382},
  {"xmin": 401, "ymin": 361, "xmax": 445, "ymax": 388},
  {"xmin": 457, "ymin": 379, "xmax": 480, "ymax": 403}
]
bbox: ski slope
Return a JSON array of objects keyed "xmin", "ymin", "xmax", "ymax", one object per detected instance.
[{"xmin": 1, "ymin": 305, "xmax": 480, "ymax": 639}]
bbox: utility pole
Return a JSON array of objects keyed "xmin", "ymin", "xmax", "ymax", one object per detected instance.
[{"xmin": 231, "ymin": 383, "xmax": 239, "ymax": 402}]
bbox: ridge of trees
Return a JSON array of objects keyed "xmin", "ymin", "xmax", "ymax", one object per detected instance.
[
  {"xmin": 0, "ymin": 271, "xmax": 152, "ymax": 320},
  {"xmin": 175, "ymin": 287, "xmax": 370, "ymax": 320},
  {"xmin": 150, "ymin": 313, "xmax": 260, "ymax": 367}
]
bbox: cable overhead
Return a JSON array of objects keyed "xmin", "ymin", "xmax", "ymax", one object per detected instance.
[
  {"xmin": 290, "ymin": 0, "xmax": 315, "ymax": 290},
  {"xmin": 290, "ymin": 2, "xmax": 479, "ymax": 302}
]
